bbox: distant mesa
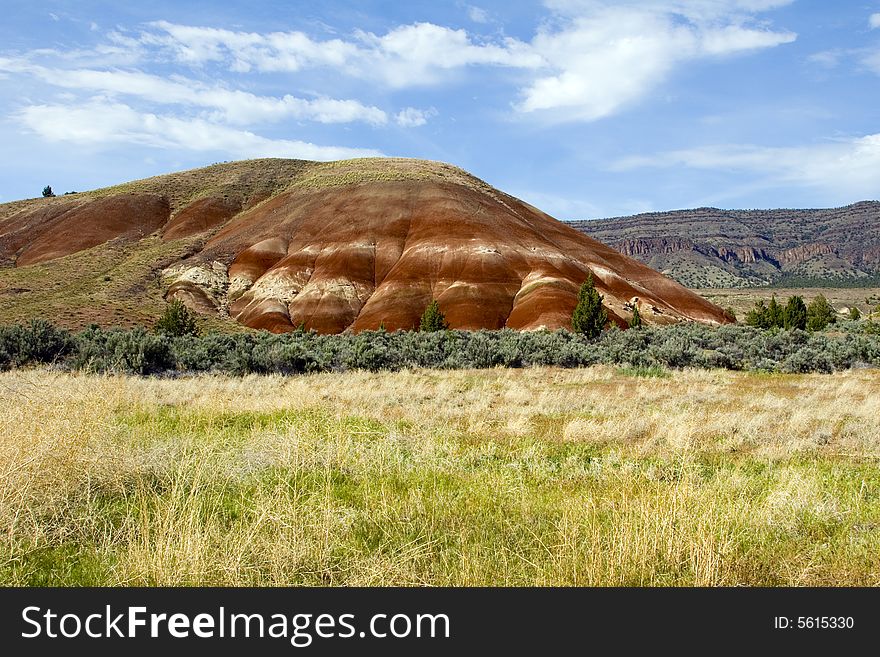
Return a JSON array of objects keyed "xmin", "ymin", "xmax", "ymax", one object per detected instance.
[
  {"xmin": 571, "ymin": 203, "xmax": 880, "ymax": 289},
  {"xmin": 0, "ymin": 158, "xmax": 732, "ymax": 332}
]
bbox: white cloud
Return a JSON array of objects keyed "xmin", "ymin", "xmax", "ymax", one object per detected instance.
[
  {"xmin": 356, "ymin": 23, "xmax": 542, "ymax": 87},
  {"xmin": 144, "ymin": 20, "xmax": 542, "ymax": 88},
  {"xmin": 544, "ymin": 0, "xmax": 795, "ymax": 20},
  {"xmin": 0, "ymin": 58, "xmax": 389, "ymax": 126},
  {"xmin": 807, "ymin": 49, "xmax": 842, "ymax": 68},
  {"xmin": 146, "ymin": 21, "xmax": 357, "ymax": 72},
  {"xmin": 1, "ymin": 0, "xmax": 798, "ymax": 155},
  {"xmin": 805, "ymin": 44, "xmax": 880, "ymax": 77},
  {"xmin": 612, "ymin": 135, "xmax": 880, "ymax": 198},
  {"xmin": 17, "ymin": 100, "xmax": 383, "ymax": 160},
  {"xmin": 870, "ymin": 13, "xmax": 880, "ymax": 29},
  {"xmin": 467, "ymin": 5, "xmax": 491, "ymax": 24},
  {"xmin": 864, "ymin": 49, "xmax": 880, "ymax": 75},
  {"xmin": 137, "ymin": 8, "xmax": 793, "ymax": 122},
  {"xmin": 517, "ymin": 3, "xmax": 795, "ymax": 121},
  {"xmin": 395, "ymin": 107, "xmax": 437, "ymax": 127}
]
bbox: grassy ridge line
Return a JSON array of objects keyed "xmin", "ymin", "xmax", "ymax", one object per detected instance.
[
  {"xmin": 2, "ymin": 366, "xmax": 879, "ymax": 586},
  {"xmin": 0, "ymin": 157, "xmax": 493, "ymax": 221}
]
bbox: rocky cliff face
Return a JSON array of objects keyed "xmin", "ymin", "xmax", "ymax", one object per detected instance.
[
  {"xmin": 0, "ymin": 158, "xmax": 732, "ymax": 332},
  {"xmin": 570, "ymin": 202, "xmax": 880, "ymax": 288}
]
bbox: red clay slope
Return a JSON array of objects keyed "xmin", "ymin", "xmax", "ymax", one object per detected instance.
[
  {"xmin": 0, "ymin": 194, "xmax": 170, "ymax": 266},
  {"xmin": 187, "ymin": 178, "xmax": 731, "ymax": 332},
  {"xmin": 0, "ymin": 158, "xmax": 732, "ymax": 332}
]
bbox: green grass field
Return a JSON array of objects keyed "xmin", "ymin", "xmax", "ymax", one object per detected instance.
[{"xmin": 2, "ymin": 365, "xmax": 879, "ymax": 586}]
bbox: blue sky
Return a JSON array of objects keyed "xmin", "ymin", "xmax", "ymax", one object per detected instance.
[{"xmin": 0, "ymin": 0, "xmax": 878, "ymax": 218}]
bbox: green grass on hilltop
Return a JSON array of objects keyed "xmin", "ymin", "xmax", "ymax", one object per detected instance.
[{"xmin": 0, "ymin": 157, "xmax": 488, "ymax": 221}]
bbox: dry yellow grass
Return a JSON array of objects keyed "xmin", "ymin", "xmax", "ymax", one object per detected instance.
[{"xmin": 2, "ymin": 366, "xmax": 880, "ymax": 586}]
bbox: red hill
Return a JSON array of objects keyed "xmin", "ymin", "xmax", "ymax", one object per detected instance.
[{"xmin": 0, "ymin": 158, "xmax": 732, "ymax": 332}]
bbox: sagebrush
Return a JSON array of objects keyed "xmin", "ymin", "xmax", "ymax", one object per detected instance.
[{"xmin": 2, "ymin": 319, "xmax": 880, "ymax": 375}]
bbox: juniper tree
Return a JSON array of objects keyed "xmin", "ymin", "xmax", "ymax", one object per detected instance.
[
  {"xmin": 806, "ymin": 294, "xmax": 835, "ymax": 331},
  {"xmin": 783, "ymin": 295, "xmax": 808, "ymax": 331},
  {"xmin": 154, "ymin": 298, "xmax": 199, "ymax": 336},
  {"xmin": 745, "ymin": 300, "xmax": 770, "ymax": 328},
  {"xmin": 767, "ymin": 296, "xmax": 784, "ymax": 329},
  {"xmin": 628, "ymin": 304, "xmax": 642, "ymax": 329},
  {"xmin": 419, "ymin": 300, "xmax": 448, "ymax": 332},
  {"xmin": 571, "ymin": 273, "xmax": 607, "ymax": 338}
]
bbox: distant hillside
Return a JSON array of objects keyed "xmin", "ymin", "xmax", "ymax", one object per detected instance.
[{"xmin": 570, "ymin": 201, "xmax": 880, "ymax": 288}]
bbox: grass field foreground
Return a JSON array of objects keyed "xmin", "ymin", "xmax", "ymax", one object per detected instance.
[{"xmin": 2, "ymin": 366, "xmax": 880, "ymax": 586}]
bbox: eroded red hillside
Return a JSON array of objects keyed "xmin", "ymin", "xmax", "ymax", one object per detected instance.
[
  {"xmin": 187, "ymin": 178, "xmax": 731, "ymax": 332},
  {"xmin": 0, "ymin": 158, "xmax": 733, "ymax": 332},
  {"xmin": 1, "ymin": 194, "xmax": 170, "ymax": 266}
]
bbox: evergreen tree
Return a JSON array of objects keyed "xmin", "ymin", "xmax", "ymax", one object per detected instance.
[
  {"xmin": 571, "ymin": 273, "xmax": 608, "ymax": 338},
  {"xmin": 848, "ymin": 307, "xmax": 861, "ymax": 321},
  {"xmin": 745, "ymin": 300, "xmax": 770, "ymax": 328},
  {"xmin": 806, "ymin": 294, "xmax": 835, "ymax": 331},
  {"xmin": 783, "ymin": 295, "xmax": 807, "ymax": 331},
  {"xmin": 154, "ymin": 298, "xmax": 199, "ymax": 336},
  {"xmin": 419, "ymin": 300, "xmax": 448, "ymax": 332},
  {"xmin": 42, "ymin": 185, "xmax": 55, "ymax": 198},
  {"xmin": 767, "ymin": 296, "xmax": 784, "ymax": 328},
  {"xmin": 628, "ymin": 304, "xmax": 642, "ymax": 329}
]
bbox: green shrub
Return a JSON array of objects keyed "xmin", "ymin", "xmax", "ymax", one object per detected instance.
[
  {"xmin": 154, "ymin": 299, "xmax": 199, "ymax": 337},
  {"xmin": 746, "ymin": 296, "xmax": 783, "ymax": 329},
  {"xmin": 3, "ymin": 319, "xmax": 880, "ymax": 376},
  {"xmin": 767, "ymin": 296, "xmax": 784, "ymax": 329},
  {"xmin": 745, "ymin": 300, "xmax": 769, "ymax": 328},
  {"xmin": 0, "ymin": 320, "xmax": 72, "ymax": 369}
]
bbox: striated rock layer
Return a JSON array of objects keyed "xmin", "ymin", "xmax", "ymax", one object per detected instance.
[
  {"xmin": 183, "ymin": 176, "xmax": 731, "ymax": 332},
  {"xmin": 0, "ymin": 158, "xmax": 732, "ymax": 332},
  {"xmin": 572, "ymin": 202, "xmax": 880, "ymax": 288}
]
